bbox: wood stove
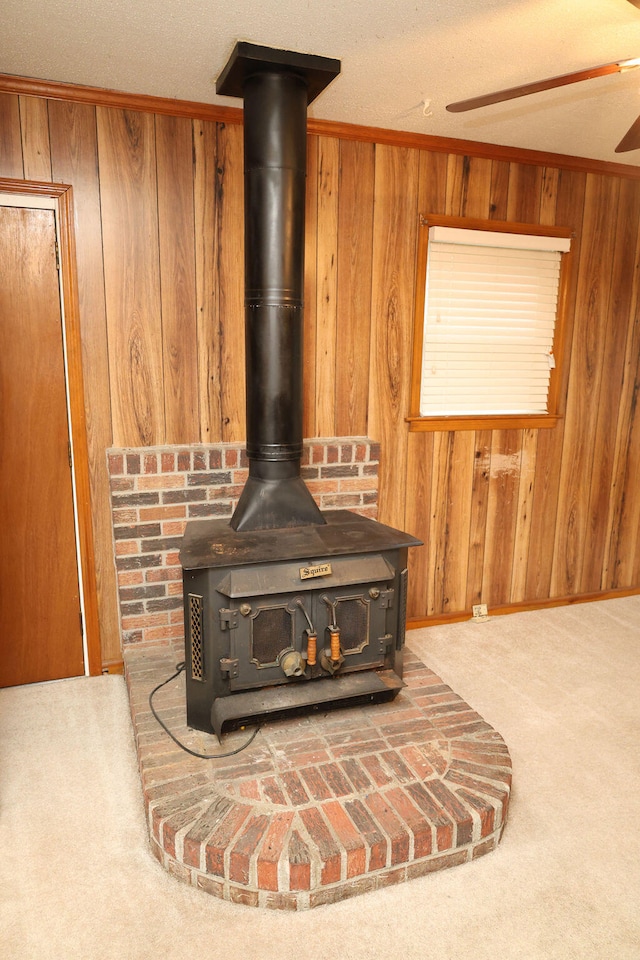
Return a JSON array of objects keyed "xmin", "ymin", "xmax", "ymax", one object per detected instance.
[{"xmin": 180, "ymin": 42, "xmax": 421, "ymax": 739}]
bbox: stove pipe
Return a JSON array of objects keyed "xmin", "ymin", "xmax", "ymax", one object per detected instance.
[{"xmin": 216, "ymin": 43, "xmax": 340, "ymax": 532}]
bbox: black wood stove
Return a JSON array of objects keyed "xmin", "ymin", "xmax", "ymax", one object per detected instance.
[{"xmin": 180, "ymin": 42, "xmax": 421, "ymax": 739}]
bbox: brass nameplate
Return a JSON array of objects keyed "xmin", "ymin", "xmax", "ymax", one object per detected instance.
[{"xmin": 300, "ymin": 562, "xmax": 332, "ymax": 580}]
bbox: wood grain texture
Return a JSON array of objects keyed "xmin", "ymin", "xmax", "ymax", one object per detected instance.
[
  {"xmin": 586, "ymin": 177, "xmax": 640, "ymax": 592},
  {"xmin": 551, "ymin": 175, "xmax": 620, "ymax": 597},
  {"xmin": 368, "ymin": 144, "xmax": 420, "ymax": 530},
  {"xmin": 335, "ymin": 139, "xmax": 375, "ymax": 437},
  {"xmin": 314, "ymin": 136, "xmax": 340, "ymax": 438},
  {"xmin": 19, "ymin": 96, "xmax": 52, "ymax": 181},
  {"xmin": 193, "ymin": 119, "xmax": 221, "ymax": 442},
  {"xmin": 48, "ymin": 100, "xmax": 118, "ymax": 664},
  {"xmin": 524, "ymin": 169, "xmax": 586, "ymax": 600},
  {"xmin": 482, "ymin": 430, "xmax": 523, "ymax": 606},
  {"xmin": 0, "ymin": 94, "xmax": 23, "ymax": 177},
  {"xmin": 213, "ymin": 122, "xmax": 245, "ymax": 443},
  {"xmin": 155, "ymin": 114, "xmax": 199, "ymax": 444},
  {"xmin": 0, "ymin": 206, "xmax": 83, "ymax": 684},
  {"xmin": 96, "ymin": 107, "xmax": 164, "ymax": 446},
  {"xmin": 5, "ymin": 83, "xmax": 640, "ymax": 650}
]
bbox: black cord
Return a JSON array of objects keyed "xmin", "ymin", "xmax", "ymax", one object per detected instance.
[{"xmin": 148, "ymin": 662, "xmax": 261, "ymax": 759}]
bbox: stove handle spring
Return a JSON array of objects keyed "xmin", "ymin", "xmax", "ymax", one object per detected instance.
[{"xmin": 295, "ymin": 598, "xmax": 318, "ymax": 666}]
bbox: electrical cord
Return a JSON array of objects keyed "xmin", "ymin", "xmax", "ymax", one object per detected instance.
[{"xmin": 148, "ymin": 661, "xmax": 261, "ymax": 759}]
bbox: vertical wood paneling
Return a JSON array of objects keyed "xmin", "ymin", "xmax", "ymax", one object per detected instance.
[
  {"xmin": 19, "ymin": 96, "xmax": 52, "ymax": 181},
  {"xmin": 507, "ymin": 163, "xmax": 543, "ymax": 222},
  {"xmin": 510, "ymin": 428, "xmax": 539, "ymax": 601},
  {"xmin": 405, "ymin": 431, "xmax": 433, "ymax": 617},
  {"xmin": 96, "ymin": 107, "xmax": 164, "ymax": 446},
  {"xmin": 155, "ymin": 114, "xmax": 199, "ymax": 444},
  {"xmin": 551, "ymin": 174, "xmax": 620, "ymax": 596},
  {"xmin": 48, "ymin": 100, "xmax": 120, "ymax": 663},
  {"xmin": 466, "ymin": 430, "xmax": 492, "ymax": 609},
  {"xmin": 193, "ymin": 120, "xmax": 220, "ymax": 442},
  {"xmin": 489, "ymin": 161, "xmax": 509, "ymax": 219},
  {"xmin": 214, "ymin": 122, "xmax": 245, "ymax": 442},
  {"xmin": 586, "ymin": 178, "xmax": 640, "ymax": 591},
  {"xmin": 315, "ymin": 136, "xmax": 340, "ymax": 437},
  {"xmin": 482, "ymin": 430, "xmax": 523, "ymax": 606},
  {"xmin": 368, "ymin": 144, "xmax": 420, "ymax": 530},
  {"xmin": 5, "ymin": 82, "xmax": 640, "ymax": 651},
  {"xmin": 525, "ymin": 169, "xmax": 586, "ymax": 600},
  {"xmin": 335, "ymin": 139, "xmax": 375, "ymax": 437},
  {"xmin": 0, "ymin": 94, "xmax": 23, "ymax": 177}
]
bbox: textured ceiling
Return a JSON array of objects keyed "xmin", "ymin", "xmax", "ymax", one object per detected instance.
[{"xmin": 2, "ymin": 0, "xmax": 640, "ymax": 165}]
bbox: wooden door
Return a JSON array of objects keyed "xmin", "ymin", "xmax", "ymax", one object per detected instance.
[{"xmin": 0, "ymin": 203, "xmax": 84, "ymax": 686}]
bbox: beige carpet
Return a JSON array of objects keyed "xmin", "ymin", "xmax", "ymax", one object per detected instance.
[{"xmin": 1, "ymin": 596, "xmax": 639, "ymax": 959}]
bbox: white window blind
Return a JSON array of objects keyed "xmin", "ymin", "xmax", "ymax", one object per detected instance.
[{"xmin": 420, "ymin": 226, "xmax": 571, "ymax": 417}]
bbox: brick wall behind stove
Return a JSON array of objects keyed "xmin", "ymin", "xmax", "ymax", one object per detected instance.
[{"xmin": 107, "ymin": 439, "xmax": 380, "ymax": 647}]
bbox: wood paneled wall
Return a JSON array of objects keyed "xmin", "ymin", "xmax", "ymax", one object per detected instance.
[{"xmin": 2, "ymin": 86, "xmax": 640, "ymax": 661}]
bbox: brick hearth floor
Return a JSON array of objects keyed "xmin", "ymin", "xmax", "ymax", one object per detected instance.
[{"xmin": 124, "ymin": 640, "xmax": 512, "ymax": 910}]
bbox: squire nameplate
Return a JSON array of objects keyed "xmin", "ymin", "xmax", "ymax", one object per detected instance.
[{"xmin": 300, "ymin": 562, "xmax": 332, "ymax": 580}]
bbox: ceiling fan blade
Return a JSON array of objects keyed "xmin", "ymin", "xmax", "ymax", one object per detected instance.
[
  {"xmin": 446, "ymin": 58, "xmax": 640, "ymax": 113},
  {"xmin": 615, "ymin": 113, "xmax": 640, "ymax": 152},
  {"xmin": 627, "ymin": 0, "xmax": 640, "ymax": 8}
]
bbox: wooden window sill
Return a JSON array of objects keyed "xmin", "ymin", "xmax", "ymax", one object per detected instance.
[{"xmin": 406, "ymin": 414, "xmax": 562, "ymax": 432}]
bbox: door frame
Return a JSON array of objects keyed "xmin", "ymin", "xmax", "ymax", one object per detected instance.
[{"xmin": 0, "ymin": 177, "xmax": 101, "ymax": 675}]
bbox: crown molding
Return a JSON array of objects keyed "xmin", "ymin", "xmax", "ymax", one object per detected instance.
[{"xmin": 2, "ymin": 72, "xmax": 639, "ymax": 180}]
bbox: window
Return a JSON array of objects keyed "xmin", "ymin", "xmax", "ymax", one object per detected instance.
[{"xmin": 409, "ymin": 215, "xmax": 573, "ymax": 431}]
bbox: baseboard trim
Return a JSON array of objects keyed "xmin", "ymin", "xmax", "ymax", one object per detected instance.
[
  {"xmin": 101, "ymin": 660, "xmax": 124, "ymax": 675},
  {"xmin": 406, "ymin": 586, "xmax": 640, "ymax": 630}
]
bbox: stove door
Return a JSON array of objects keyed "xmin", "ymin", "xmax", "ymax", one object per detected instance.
[{"xmin": 218, "ymin": 554, "xmax": 395, "ymax": 692}]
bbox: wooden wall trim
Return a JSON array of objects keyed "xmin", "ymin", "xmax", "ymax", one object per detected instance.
[
  {"xmin": 0, "ymin": 176, "xmax": 102, "ymax": 676},
  {"xmin": 407, "ymin": 585, "xmax": 640, "ymax": 629},
  {"xmin": 2, "ymin": 72, "xmax": 639, "ymax": 181}
]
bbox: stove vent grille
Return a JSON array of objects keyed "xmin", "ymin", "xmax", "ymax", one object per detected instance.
[{"xmin": 188, "ymin": 594, "xmax": 205, "ymax": 681}]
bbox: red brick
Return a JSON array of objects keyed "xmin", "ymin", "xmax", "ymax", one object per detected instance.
[
  {"xmin": 399, "ymin": 745, "xmax": 436, "ymax": 781},
  {"xmin": 406, "ymin": 782, "xmax": 454, "ymax": 852},
  {"xmin": 321, "ymin": 800, "xmax": 366, "ymax": 878},
  {"xmin": 299, "ymin": 807, "xmax": 342, "ymax": 885},
  {"xmin": 280, "ymin": 770, "xmax": 310, "ymax": 806},
  {"xmin": 229, "ymin": 814, "xmax": 270, "ymax": 884},
  {"xmin": 344, "ymin": 798, "xmax": 387, "ymax": 871},
  {"xmin": 161, "ymin": 453, "xmax": 175, "ymax": 472},
  {"xmin": 205, "ymin": 803, "xmax": 252, "ymax": 876},
  {"xmin": 319, "ymin": 761, "xmax": 353, "ymax": 798},
  {"xmin": 239, "ymin": 780, "xmax": 261, "ymax": 800},
  {"xmin": 365, "ymin": 793, "xmax": 410, "ymax": 866},
  {"xmin": 108, "ymin": 453, "xmax": 124, "ymax": 475},
  {"xmin": 144, "ymin": 454, "xmax": 158, "ymax": 474},
  {"xmin": 422, "ymin": 780, "xmax": 474, "ymax": 846},
  {"xmin": 299, "ymin": 766, "xmax": 333, "ymax": 802},
  {"xmin": 360, "ymin": 753, "xmax": 394, "ymax": 787},
  {"xmin": 260, "ymin": 777, "xmax": 288, "ymax": 806},
  {"xmin": 182, "ymin": 796, "xmax": 234, "ymax": 868},
  {"xmin": 288, "ymin": 830, "xmax": 311, "ymax": 891},
  {"xmin": 256, "ymin": 812, "xmax": 295, "ymax": 891},
  {"xmin": 384, "ymin": 787, "xmax": 433, "ymax": 859},
  {"xmin": 457, "ymin": 788, "xmax": 495, "ymax": 838},
  {"xmin": 340, "ymin": 758, "xmax": 372, "ymax": 793}
]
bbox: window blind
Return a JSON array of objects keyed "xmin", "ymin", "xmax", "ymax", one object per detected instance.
[{"xmin": 420, "ymin": 227, "xmax": 571, "ymax": 417}]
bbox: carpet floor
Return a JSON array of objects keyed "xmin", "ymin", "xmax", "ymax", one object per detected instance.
[{"xmin": 1, "ymin": 596, "xmax": 639, "ymax": 959}]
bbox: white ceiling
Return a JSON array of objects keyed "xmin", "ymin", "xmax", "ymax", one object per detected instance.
[{"xmin": 2, "ymin": 0, "xmax": 640, "ymax": 166}]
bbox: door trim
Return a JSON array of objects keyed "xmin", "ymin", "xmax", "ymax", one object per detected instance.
[{"xmin": 0, "ymin": 177, "xmax": 101, "ymax": 675}]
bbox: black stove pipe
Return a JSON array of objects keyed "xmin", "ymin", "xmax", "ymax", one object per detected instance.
[{"xmin": 216, "ymin": 43, "xmax": 340, "ymax": 531}]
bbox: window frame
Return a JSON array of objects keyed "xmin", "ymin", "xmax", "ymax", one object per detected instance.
[{"xmin": 408, "ymin": 214, "xmax": 575, "ymax": 432}]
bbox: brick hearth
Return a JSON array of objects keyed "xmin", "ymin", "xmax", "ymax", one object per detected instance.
[{"xmin": 124, "ymin": 639, "xmax": 512, "ymax": 910}]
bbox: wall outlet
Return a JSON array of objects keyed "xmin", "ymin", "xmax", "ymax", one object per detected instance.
[{"xmin": 472, "ymin": 604, "xmax": 489, "ymax": 622}]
